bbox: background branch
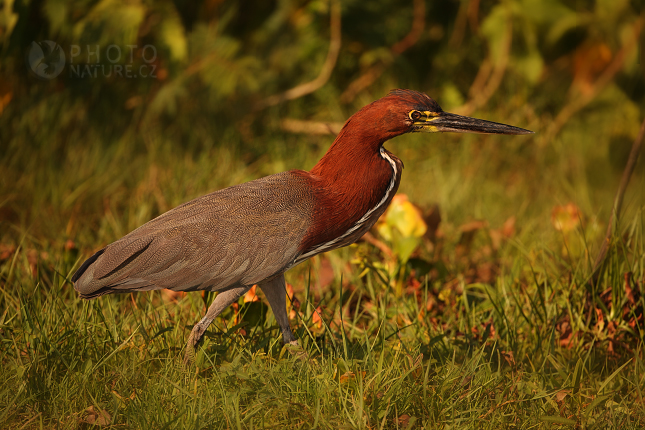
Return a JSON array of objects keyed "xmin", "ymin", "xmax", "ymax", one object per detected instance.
[
  {"xmin": 453, "ymin": 16, "xmax": 512, "ymax": 116},
  {"xmin": 340, "ymin": 0, "xmax": 425, "ymax": 104},
  {"xmin": 254, "ymin": 0, "xmax": 342, "ymax": 111}
]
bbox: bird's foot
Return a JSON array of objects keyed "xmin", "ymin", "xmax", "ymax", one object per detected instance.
[
  {"xmin": 282, "ymin": 340, "xmax": 309, "ymax": 362},
  {"xmin": 183, "ymin": 336, "xmax": 198, "ymax": 367},
  {"xmin": 183, "ymin": 326, "xmax": 205, "ymax": 367},
  {"xmin": 183, "ymin": 347, "xmax": 196, "ymax": 367}
]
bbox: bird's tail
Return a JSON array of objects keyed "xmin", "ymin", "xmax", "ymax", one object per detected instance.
[{"xmin": 72, "ymin": 246, "xmax": 157, "ymax": 298}]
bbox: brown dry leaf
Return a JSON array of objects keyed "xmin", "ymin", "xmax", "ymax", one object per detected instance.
[
  {"xmin": 317, "ymin": 257, "xmax": 335, "ymax": 289},
  {"xmin": 162, "ymin": 289, "xmax": 185, "ymax": 303},
  {"xmin": 606, "ymin": 320, "xmax": 617, "ymax": 340},
  {"xmin": 456, "ymin": 220, "xmax": 488, "ymax": 257},
  {"xmin": 557, "ymin": 319, "xmax": 574, "ymax": 348},
  {"xmin": 231, "ymin": 301, "xmax": 240, "ymax": 324},
  {"xmin": 423, "ymin": 204, "xmax": 442, "ymax": 242},
  {"xmin": 425, "ymin": 295, "xmax": 436, "ymax": 312},
  {"xmin": 485, "ymin": 319, "xmax": 497, "ymax": 340},
  {"xmin": 572, "ymin": 41, "xmax": 612, "ymax": 95},
  {"xmin": 244, "ymin": 285, "xmax": 259, "ymax": 303},
  {"xmin": 593, "ymin": 307, "xmax": 605, "ymax": 333},
  {"xmin": 624, "ymin": 272, "xmax": 635, "ymax": 305},
  {"xmin": 397, "ymin": 414, "xmax": 410, "ymax": 427},
  {"xmin": 64, "ymin": 239, "xmax": 76, "ymax": 251},
  {"xmin": 27, "ymin": 248, "xmax": 38, "ymax": 276},
  {"xmin": 111, "ymin": 389, "xmax": 136, "ymax": 403},
  {"xmin": 555, "ymin": 390, "xmax": 569, "ymax": 403},
  {"xmin": 476, "ymin": 263, "xmax": 497, "ymax": 284},
  {"xmin": 285, "ymin": 283, "xmax": 294, "ymax": 300},
  {"xmin": 501, "ymin": 350, "xmax": 515, "ymax": 366},
  {"xmin": 551, "ymin": 203, "xmax": 582, "ymax": 233},
  {"xmin": 489, "ymin": 230, "xmax": 503, "ymax": 251},
  {"xmin": 156, "ymin": 68, "xmax": 168, "ymax": 81},
  {"xmin": 339, "ymin": 371, "xmax": 354, "ymax": 384},
  {"xmin": 459, "ymin": 220, "xmax": 488, "ymax": 233},
  {"xmin": 125, "ymin": 96, "xmax": 142, "ymax": 110},
  {"xmin": 339, "ymin": 371, "xmax": 366, "ymax": 384},
  {"xmin": 407, "ymin": 354, "xmax": 423, "ymax": 379},
  {"xmin": 312, "ymin": 306, "xmax": 323, "ymax": 329},
  {"xmin": 285, "ymin": 283, "xmax": 300, "ymax": 319},
  {"xmin": 406, "ymin": 276, "xmax": 422, "ymax": 294},
  {"xmin": 490, "ymin": 216, "xmax": 517, "ymax": 250},
  {"xmin": 0, "ymin": 89, "xmax": 12, "ymax": 115},
  {"xmin": 80, "ymin": 406, "xmax": 111, "ymax": 426},
  {"xmin": 0, "ymin": 243, "xmax": 16, "ymax": 260},
  {"xmin": 501, "ymin": 216, "xmax": 516, "ymax": 238}
]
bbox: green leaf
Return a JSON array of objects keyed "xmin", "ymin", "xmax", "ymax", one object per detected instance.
[
  {"xmin": 540, "ymin": 415, "xmax": 577, "ymax": 425},
  {"xmin": 394, "ymin": 235, "xmax": 420, "ymax": 265},
  {"xmin": 597, "ymin": 359, "xmax": 632, "ymax": 394},
  {"xmin": 382, "ymin": 196, "xmax": 427, "ymax": 238},
  {"xmin": 584, "ymin": 395, "xmax": 611, "ymax": 418},
  {"xmin": 572, "ymin": 357, "xmax": 583, "ymax": 394}
]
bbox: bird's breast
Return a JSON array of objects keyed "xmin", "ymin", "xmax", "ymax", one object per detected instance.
[{"xmin": 294, "ymin": 148, "xmax": 403, "ymax": 263}]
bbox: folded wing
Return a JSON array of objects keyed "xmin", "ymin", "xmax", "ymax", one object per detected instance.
[{"xmin": 73, "ymin": 171, "xmax": 315, "ymax": 298}]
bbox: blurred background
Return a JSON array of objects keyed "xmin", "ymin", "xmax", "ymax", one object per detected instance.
[
  {"xmin": 0, "ymin": 0, "xmax": 643, "ymax": 288},
  {"xmin": 2, "ymin": 3, "xmax": 645, "ymax": 425}
]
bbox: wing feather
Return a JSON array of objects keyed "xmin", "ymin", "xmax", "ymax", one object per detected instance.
[{"xmin": 74, "ymin": 171, "xmax": 314, "ymax": 298}]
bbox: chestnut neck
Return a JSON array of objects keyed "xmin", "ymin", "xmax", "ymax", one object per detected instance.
[
  {"xmin": 311, "ymin": 116, "xmax": 385, "ymax": 178},
  {"xmin": 298, "ymin": 118, "xmax": 403, "ymax": 254}
]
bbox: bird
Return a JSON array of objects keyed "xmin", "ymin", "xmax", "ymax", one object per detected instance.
[{"xmin": 72, "ymin": 89, "xmax": 532, "ymax": 363}]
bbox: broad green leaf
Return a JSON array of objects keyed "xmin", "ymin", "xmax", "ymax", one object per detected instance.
[{"xmin": 381, "ymin": 195, "xmax": 427, "ymax": 239}]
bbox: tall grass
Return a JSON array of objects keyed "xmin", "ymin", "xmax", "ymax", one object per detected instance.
[{"xmin": 1, "ymin": 101, "xmax": 644, "ymax": 427}]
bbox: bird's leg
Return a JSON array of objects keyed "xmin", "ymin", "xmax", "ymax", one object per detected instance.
[
  {"xmin": 258, "ymin": 273, "xmax": 298, "ymax": 345},
  {"xmin": 184, "ymin": 284, "xmax": 250, "ymax": 365}
]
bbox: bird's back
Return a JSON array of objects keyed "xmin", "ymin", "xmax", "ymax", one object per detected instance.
[{"xmin": 73, "ymin": 171, "xmax": 316, "ymax": 298}]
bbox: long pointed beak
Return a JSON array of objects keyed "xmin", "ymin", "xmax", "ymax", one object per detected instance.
[{"xmin": 414, "ymin": 112, "xmax": 533, "ymax": 135}]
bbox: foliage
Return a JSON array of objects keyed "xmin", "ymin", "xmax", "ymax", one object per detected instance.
[{"xmin": 1, "ymin": 0, "xmax": 644, "ymax": 428}]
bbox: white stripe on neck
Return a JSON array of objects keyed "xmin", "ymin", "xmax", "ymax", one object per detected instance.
[{"xmin": 293, "ymin": 146, "xmax": 398, "ymax": 264}]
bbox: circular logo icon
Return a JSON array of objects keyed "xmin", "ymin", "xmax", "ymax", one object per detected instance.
[{"xmin": 27, "ymin": 41, "xmax": 65, "ymax": 80}]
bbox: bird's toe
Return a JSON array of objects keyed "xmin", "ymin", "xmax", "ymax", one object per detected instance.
[{"xmin": 183, "ymin": 347, "xmax": 195, "ymax": 367}]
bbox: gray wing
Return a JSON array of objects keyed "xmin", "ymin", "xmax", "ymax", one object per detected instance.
[{"xmin": 73, "ymin": 171, "xmax": 315, "ymax": 298}]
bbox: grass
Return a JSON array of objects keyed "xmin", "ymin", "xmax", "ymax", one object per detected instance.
[{"xmin": 1, "ymin": 98, "xmax": 645, "ymax": 428}]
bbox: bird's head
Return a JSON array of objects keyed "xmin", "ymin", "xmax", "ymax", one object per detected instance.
[{"xmin": 350, "ymin": 89, "xmax": 533, "ymax": 142}]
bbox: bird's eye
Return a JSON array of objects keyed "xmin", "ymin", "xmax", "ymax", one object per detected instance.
[{"xmin": 409, "ymin": 110, "xmax": 422, "ymax": 121}]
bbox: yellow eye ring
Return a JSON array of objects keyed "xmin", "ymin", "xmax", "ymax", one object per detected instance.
[{"xmin": 409, "ymin": 110, "xmax": 421, "ymax": 120}]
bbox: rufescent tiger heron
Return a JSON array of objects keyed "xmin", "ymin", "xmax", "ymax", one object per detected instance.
[{"xmin": 73, "ymin": 89, "xmax": 532, "ymax": 363}]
